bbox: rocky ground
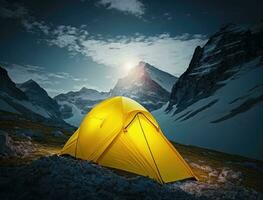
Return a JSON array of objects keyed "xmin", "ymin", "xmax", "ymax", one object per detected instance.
[
  {"xmin": 0, "ymin": 119, "xmax": 262, "ymax": 200},
  {"xmin": 0, "ymin": 155, "xmax": 262, "ymax": 200},
  {"xmin": 0, "ymin": 155, "xmax": 203, "ymax": 200}
]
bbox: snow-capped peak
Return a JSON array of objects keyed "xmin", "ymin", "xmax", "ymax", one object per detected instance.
[
  {"xmin": 110, "ymin": 61, "xmax": 177, "ymax": 112},
  {"xmin": 129, "ymin": 61, "xmax": 178, "ymax": 92}
]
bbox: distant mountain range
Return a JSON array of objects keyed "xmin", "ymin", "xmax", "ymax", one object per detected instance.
[
  {"xmin": 0, "ymin": 61, "xmax": 177, "ymax": 127},
  {"xmin": 54, "ymin": 87, "xmax": 109, "ymax": 127},
  {"xmin": 53, "ymin": 62, "xmax": 177, "ymax": 126},
  {"xmin": 153, "ymin": 22, "xmax": 263, "ymax": 160}
]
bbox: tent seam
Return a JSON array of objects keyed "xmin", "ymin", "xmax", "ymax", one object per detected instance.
[{"xmin": 95, "ymin": 128, "xmax": 123, "ymax": 163}]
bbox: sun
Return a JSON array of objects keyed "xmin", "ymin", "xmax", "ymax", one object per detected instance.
[{"xmin": 124, "ymin": 61, "xmax": 135, "ymax": 71}]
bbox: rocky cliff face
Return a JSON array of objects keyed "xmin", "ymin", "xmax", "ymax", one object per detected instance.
[
  {"xmin": 153, "ymin": 23, "xmax": 263, "ymax": 160},
  {"xmin": 111, "ymin": 61, "xmax": 177, "ymax": 111},
  {"xmin": 0, "ymin": 67, "xmax": 27, "ymax": 100},
  {"xmin": 168, "ymin": 23, "xmax": 263, "ymax": 113}
]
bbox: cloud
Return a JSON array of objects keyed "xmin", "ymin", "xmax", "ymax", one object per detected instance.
[
  {"xmin": 0, "ymin": 1, "xmax": 50, "ymax": 35},
  {"xmin": 1, "ymin": 63, "xmax": 48, "ymax": 83},
  {"xmin": 0, "ymin": 2, "xmax": 28, "ymax": 19},
  {"xmin": 163, "ymin": 12, "xmax": 173, "ymax": 21},
  {"xmin": 48, "ymin": 27, "xmax": 207, "ymax": 76},
  {"xmin": 34, "ymin": 20, "xmax": 206, "ymax": 76},
  {"xmin": 97, "ymin": 0, "xmax": 145, "ymax": 17},
  {"xmin": 45, "ymin": 88, "xmax": 67, "ymax": 95},
  {"xmin": 2, "ymin": 63, "xmax": 86, "ymax": 83},
  {"xmin": 22, "ymin": 20, "xmax": 50, "ymax": 35},
  {"xmin": 72, "ymin": 83, "xmax": 99, "ymax": 91},
  {"xmin": 47, "ymin": 25, "xmax": 89, "ymax": 56},
  {"xmin": 1, "ymin": 62, "xmax": 91, "ymax": 96},
  {"xmin": 1, "ymin": 1, "xmax": 207, "ymax": 77}
]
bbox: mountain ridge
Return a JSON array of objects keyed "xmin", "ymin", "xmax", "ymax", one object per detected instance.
[
  {"xmin": 110, "ymin": 61, "xmax": 177, "ymax": 111},
  {"xmin": 54, "ymin": 61, "xmax": 177, "ymax": 126},
  {"xmin": 17, "ymin": 79, "xmax": 62, "ymax": 120},
  {"xmin": 153, "ymin": 22, "xmax": 263, "ymax": 160},
  {"xmin": 0, "ymin": 67, "xmax": 28, "ymax": 101},
  {"xmin": 168, "ymin": 23, "xmax": 263, "ymax": 112},
  {"xmin": 0, "ymin": 66, "xmax": 72, "ymax": 129}
]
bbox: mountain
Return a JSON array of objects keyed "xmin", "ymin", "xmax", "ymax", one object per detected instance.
[
  {"xmin": 110, "ymin": 61, "xmax": 177, "ymax": 111},
  {"xmin": 141, "ymin": 62, "xmax": 177, "ymax": 92},
  {"xmin": 0, "ymin": 67, "xmax": 27, "ymax": 101},
  {"xmin": 0, "ymin": 66, "xmax": 50, "ymax": 120},
  {"xmin": 54, "ymin": 62, "xmax": 177, "ymax": 127},
  {"xmin": 17, "ymin": 79, "xmax": 62, "ymax": 120},
  {"xmin": 54, "ymin": 87, "xmax": 109, "ymax": 126},
  {"xmin": 0, "ymin": 66, "xmax": 71, "ymax": 128},
  {"xmin": 153, "ymin": 23, "xmax": 263, "ymax": 160}
]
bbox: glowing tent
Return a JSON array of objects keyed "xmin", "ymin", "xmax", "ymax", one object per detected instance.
[{"xmin": 61, "ymin": 96, "xmax": 196, "ymax": 183}]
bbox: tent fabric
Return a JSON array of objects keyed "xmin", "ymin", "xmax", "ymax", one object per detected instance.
[{"xmin": 61, "ymin": 96, "xmax": 196, "ymax": 183}]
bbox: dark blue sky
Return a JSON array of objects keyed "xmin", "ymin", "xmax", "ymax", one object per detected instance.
[{"xmin": 0, "ymin": 0, "xmax": 262, "ymax": 96}]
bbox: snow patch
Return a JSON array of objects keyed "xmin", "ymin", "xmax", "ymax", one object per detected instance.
[{"xmin": 59, "ymin": 101, "xmax": 85, "ymax": 127}]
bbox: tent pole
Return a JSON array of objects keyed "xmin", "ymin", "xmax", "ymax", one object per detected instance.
[{"xmin": 137, "ymin": 114, "xmax": 164, "ymax": 184}]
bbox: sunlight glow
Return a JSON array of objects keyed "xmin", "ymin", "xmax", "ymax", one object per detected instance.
[{"xmin": 124, "ymin": 61, "xmax": 136, "ymax": 71}]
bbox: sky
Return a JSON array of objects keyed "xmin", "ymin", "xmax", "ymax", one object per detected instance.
[{"xmin": 0, "ymin": 0, "xmax": 262, "ymax": 96}]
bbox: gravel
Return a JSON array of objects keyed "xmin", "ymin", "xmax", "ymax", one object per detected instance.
[{"xmin": 0, "ymin": 155, "xmax": 262, "ymax": 200}]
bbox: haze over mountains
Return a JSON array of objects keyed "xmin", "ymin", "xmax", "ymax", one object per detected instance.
[{"xmin": 1, "ymin": 22, "xmax": 263, "ymax": 160}]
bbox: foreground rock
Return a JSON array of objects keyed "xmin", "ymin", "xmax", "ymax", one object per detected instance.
[
  {"xmin": 0, "ymin": 131, "xmax": 36, "ymax": 158},
  {"xmin": 0, "ymin": 156, "xmax": 262, "ymax": 200},
  {"xmin": 0, "ymin": 156, "xmax": 200, "ymax": 200}
]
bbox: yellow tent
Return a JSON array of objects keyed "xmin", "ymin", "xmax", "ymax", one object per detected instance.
[{"xmin": 61, "ymin": 96, "xmax": 196, "ymax": 183}]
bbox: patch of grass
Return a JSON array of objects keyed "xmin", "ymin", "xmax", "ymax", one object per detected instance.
[
  {"xmin": 0, "ymin": 115, "xmax": 73, "ymax": 146},
  {"xmin": 0, "ymin": 115, "xmax": 73, "ymax": 165}
]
